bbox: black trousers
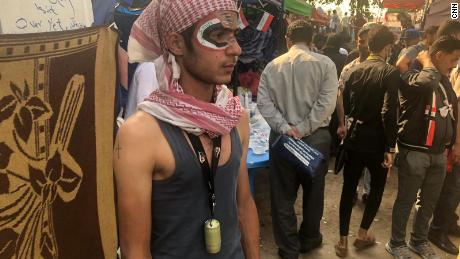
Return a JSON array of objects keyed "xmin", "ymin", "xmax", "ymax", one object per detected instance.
[
  {"xmin": 339, "ymin": 150, "xmax": 388, "ymax": 236},
  {"xmin": 269, "ymin": 128, "xmax": 331, "ymax": 258},
  {"xmin": 431, "ymin": 164, "xmax": 460, "ymax": 232}
]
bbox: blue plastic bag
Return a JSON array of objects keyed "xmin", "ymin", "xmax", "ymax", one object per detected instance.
[{"xmin": 271, "ymin": 135, "xmax": 325, "ymax": 178}]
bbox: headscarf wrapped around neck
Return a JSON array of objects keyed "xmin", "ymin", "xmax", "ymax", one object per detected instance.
[{"xmin": 128, "ymin": 0, "xmax": 243, "ymax": 137}]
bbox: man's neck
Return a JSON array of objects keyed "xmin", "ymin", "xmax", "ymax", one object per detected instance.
[
  {"xmin": 369, "ymin": 52, "xmax": 386, "ymax": 61},
  {"xmin": 179, "ymin": 73, "xmax": 215, "ymax": 103},
  {"xmin": 293, "ymin": 43, "xmax": 310, "ymax": 50}
]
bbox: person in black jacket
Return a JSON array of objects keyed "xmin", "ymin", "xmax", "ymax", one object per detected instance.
[
  {"xmin": 335, "ymin": 25, "xmax": 401, "ymax": 257},
  {"xmin": 386, "ymin": 36, "xmax": 460, "ymax": 259}
]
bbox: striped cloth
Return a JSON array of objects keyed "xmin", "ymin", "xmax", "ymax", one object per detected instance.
[{"xmin": 128, "ymin": 0, "xmax": 242, "ymax": 137}]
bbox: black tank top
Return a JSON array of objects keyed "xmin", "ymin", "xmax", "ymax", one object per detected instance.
[{"xmin": 151, "ymin": 120, "xmax": 244, "ymax": 259}]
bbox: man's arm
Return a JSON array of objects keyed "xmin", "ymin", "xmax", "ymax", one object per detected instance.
[
  {"xmin": 114, "ymin": 114, "xmax": 156, "ymax": 259},
  {"xmin": 401, "ymin": 51, "xmax": 441, "ymax": 92},
  {"xmin": 236, "ymin": 113, "xmax": 260, "ymax": 259},
  {"xmin": 257, "ymin": 64, "xmax": 291, "ymax": 135},
  {"xmin": 396, "ymin": 55, "xmax": 411, "ymax": 74},
  {"xmin": 336, "ymin": 64, "xmax": 353, "ymax": 139},
  {"xmin": 295, "ymin": 61, "xmax": 338, "ymax": 136},
  {"xmin": 382, "ymin": 70, "xmax": 401, "ymax": 153}
]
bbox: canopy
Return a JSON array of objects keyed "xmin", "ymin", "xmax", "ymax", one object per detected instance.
[
  {"xmin": 423, "ymin": 0, "xmax": 460, "ymax": 29},
  {"xmin": 382, "ymin": 0, "xmax": 425, "ymax": 10},
  {"xmin": 285, "ymin": 0, "xmax": 313, "ymax": 17}
]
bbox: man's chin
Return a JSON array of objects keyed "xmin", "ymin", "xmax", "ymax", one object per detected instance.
[{"xmin": 215, "ymin": 76, "xmax": 232, "ymax": 85}]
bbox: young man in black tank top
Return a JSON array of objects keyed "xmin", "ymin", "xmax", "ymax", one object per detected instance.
[{"xmin": 113, "ymin": 1, "xmax": 260, "ymax": 258}]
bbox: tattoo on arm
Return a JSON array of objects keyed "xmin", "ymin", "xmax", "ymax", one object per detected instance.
[{"xmin": 116, "ymin": 141, "xmax": 122, "ymax": 159}]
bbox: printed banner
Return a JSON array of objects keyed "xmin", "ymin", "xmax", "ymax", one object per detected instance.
[{"xmin": 0, "ymin": 26, "xmax": 118, "ymax": 259}]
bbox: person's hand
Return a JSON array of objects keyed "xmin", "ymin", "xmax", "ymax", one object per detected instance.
[
  {"xmin": 337, "ymin": 124, "xmax": 347, "ymax": 139},
  {"xmin": 417, "ymin": 51, "xmax": 434, "ymax": 68},
  {"xmin": 382, "ymin": 152, "xmax": 394, "ymax": 168},
  {"xmin": 287, "ymin": 126, "xmax": 302, "ymax": 140},
  {"xmin": 453, "ymin": 144, "xmax": 460, "ymax": 165}
]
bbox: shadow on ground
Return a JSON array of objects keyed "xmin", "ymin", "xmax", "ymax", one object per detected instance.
[{"xmin": 254, "ymin": 161, "xmax": 460, "ymax": 259}]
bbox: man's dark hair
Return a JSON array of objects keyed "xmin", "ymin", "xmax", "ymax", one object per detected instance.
[
  {"xmin": 436, "ymin": 20, "xmax": 460, "ymax": 38},
  {"xmin": 180, "ymin": 25, "xmax": 196, "ymax": 51},
  {"xmin": 323, "ymin": 33, "xmax": 342, "ymax": 50},
  {"xmin": 423, "ymin": 26, "xmax": 438, "ymax": 37},
  {"xmin": 286, "ymin": 20, "xmax": 313, "ymax": 44},
  {"xmin": 429, "ymin": 36, "xmax": 460, "ymax": 56},
  {"xmin": 313, "ymin": 32, "xmax": 327, "ymax": 49},
  {"xmin": 367, "ymin": 25, "xmax": 395, "ymax": 53},
  {"xmin": 358, "ymin": 28, "xmax": 370, "ymax": 38},
  {"xmin": 333, "ymin": 10, "xmax": 337, "ymax": 14}
]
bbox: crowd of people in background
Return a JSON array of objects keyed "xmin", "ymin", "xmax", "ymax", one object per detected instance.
[
  {"xmin": 257, "ymin": 17, "xmax": 460, "ymax": 259},
  {"xmin": 114, "ymin": 1, "xmax": 460, "ymax": 258}
]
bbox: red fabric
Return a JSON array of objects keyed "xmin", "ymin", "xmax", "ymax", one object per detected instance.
[
  {"xmin": 382, "ymin": 0, "xmax": 425, "ymax": 10},
  {"xmin": 238, "ymin": 71, "xmax": 261, "ymax": 96},
  {"xmin": 128, "ymin": 0, "xmax": 242, "ymax": 138},
  {"xmin": 312, "ymin": 9, "xmax": 329, "ymax": 25}
]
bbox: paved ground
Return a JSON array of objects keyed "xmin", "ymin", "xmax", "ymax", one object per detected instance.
[{"xmin": 253, "ymin": 162, "xmax": 460, "ymax": 259}]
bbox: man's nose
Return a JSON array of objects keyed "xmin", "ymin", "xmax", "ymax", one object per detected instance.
[{"xmin": 226, "ymin": 41, "xmax": 242, "ymax": 57}]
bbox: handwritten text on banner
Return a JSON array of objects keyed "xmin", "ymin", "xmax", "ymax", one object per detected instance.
[{"xmin": 0, "ymin": 0, "xmax": 94, "ymax": 34}]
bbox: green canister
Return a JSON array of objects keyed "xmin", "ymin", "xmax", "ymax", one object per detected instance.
[{"xmin": 204, "ymin": 219, "xmax": 221, "ymax": 254}]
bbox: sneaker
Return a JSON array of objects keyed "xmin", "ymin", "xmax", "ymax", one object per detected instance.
[
  {"xmin": 408, "ymin": 242, "xmax": 440, "ymax": 259},
  {"xmin": 299, "ymin": 233, "xmax": 322, "ymax": 253},
  {"xmin": 385, "ymin": 242, "xmax": 412, "ymax": 259}
]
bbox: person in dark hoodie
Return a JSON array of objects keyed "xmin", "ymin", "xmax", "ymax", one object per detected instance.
[{"xmin": 386, "ymin": 36, "xmax": 460, "ymax": 259}]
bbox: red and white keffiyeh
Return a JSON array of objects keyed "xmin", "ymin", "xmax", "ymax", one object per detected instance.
[{"xmin": 128, "ymin": 0, "xmax": 242, "ymax": 137}]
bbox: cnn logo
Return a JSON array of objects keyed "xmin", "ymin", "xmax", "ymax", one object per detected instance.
[{"xmin": 453, "ymin": 3, "xmax": 459, "ymax": 19}]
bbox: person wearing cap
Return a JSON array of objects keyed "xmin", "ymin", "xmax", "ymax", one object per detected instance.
[
  {"xmin": 400, "ymin": 29, "xmax": 421, "ymax": 49},
  {"xmin": 396, "ymin": 26, "xmax": 438, "ymax": 74},
  {"xmin": 386, "ymin": 36, "xmax": 460, "ymax": 259},
  {"xmin": 114, "ymin": 1, "xmax": 260, "ymax": 258}
]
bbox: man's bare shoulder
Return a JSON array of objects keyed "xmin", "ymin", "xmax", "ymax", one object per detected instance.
[
  {"xmin": 236, "ymin": 111, "xmax": 250, "ymax": 143},
  {"xmin": 117, "ymin": 111, "xmax": 164, "ymax": 154}
]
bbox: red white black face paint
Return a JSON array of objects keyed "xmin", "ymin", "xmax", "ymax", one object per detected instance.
[{"xmin": 193, "ymin": 11, "xmax": 238, "ymax": 51}]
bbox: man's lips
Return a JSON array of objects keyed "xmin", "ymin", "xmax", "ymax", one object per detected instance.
[
  {"xmin": 223, "ymin": 63, "xmax": 236, "ymax": 68},
  {"xmin": 223, "ymin": 63, "xmax": 236, "ymax": 72}
]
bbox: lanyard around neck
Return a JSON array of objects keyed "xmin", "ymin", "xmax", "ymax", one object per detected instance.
[{"xmin": 187, "ymin": 133, "xmax": 222, "ymax": 218}]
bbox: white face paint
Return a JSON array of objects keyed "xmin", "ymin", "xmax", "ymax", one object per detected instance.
[
  {"xmin": 196, "ymin": 18, "xmax": 228, "ymax": 50},
  {"xmin": 193, "ymin": 11, "xmax": 239, "ymax": 51}
]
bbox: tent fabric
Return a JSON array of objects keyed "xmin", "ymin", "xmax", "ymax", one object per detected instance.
[
  {"xmin": 92, "ymin": 0, "xmax": 117, "ymax": 25},
  {"xmin": 285, "ymin": 0, "xmax": 313, "ymax": 17},
  {"xmin": 424, "ymin": 0, "xmax": 460, "ymax": 29},
  {"xmin": 382, "ymin": 0, "xmax": 425, "ymax": 10},
  {"xmin": 312, "ymin": 8, "xmax": 329, "ymax": 25}
]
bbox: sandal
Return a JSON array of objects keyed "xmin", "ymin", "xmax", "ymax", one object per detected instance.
[
  {"xmin": 353, "ymin": 235, "xmax": 376, "ymax": 251},
  {"xmin": 335, "ymin": 242, "xmax": 348, "ymax": 257}
]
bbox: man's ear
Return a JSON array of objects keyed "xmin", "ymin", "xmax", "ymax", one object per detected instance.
[
  {"xmin": 165, "ymin": 32, "xmax": 187, "ymax": 56},
  {"xmin": 434, "ymin": 51, "xmax": 443, "ymax": 62}
]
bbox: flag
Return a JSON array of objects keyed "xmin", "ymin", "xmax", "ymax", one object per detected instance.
[{"xmin": 256, "ymin": 11, "xmax": 274, "ymax": 32}]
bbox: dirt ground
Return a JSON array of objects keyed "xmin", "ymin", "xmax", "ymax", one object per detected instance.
[{"xmin": 253, "ymin": 162, "xmax": 460, "ymax": 259}]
